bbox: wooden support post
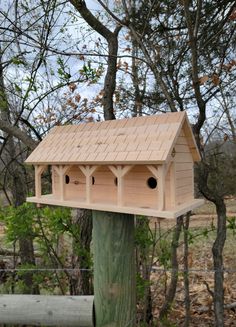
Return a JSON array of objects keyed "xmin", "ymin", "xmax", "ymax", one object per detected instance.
[
  {"xmin": 147, "ymin": 165, "xmax": 158, "ymax": 179},
  {"xmin": 0, "ymin": 295, "xmax": 94, "ymax": 326},
  {"xmin": 93, "ymin": 210, "xmax": 136, "ymax": 327},
  {"xmin": 51, "ymin": 166, "xmax": 55, "ymax": 196},
  {"xmin": 108, "ymin": 165, "xmax": 133, "ymax": 206},
  {"xmin": 54, "ymin": 165, "xmax": 71, "ymax": 201},
  {"xmin": 157, "ymin": 165, "xmax": 165, "ymax": 211},
  {"xmin": 170, "ymin": 161, "xmax": 176, "ymax": 208},
  {"xmin": 79, "ymin": 165, "xmax": 98, "ymax": 204},
  {"xmin": 35, "ymin": 165, "xmax": 47, "ymax": 198}
]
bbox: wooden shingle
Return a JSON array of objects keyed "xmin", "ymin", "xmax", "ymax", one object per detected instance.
[{"xmin": 26, "ymin": 111, "xmax": 200, "ymax": 165}]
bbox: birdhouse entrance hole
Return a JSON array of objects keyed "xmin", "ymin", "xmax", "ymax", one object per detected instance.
[
  {"xmin": 65, "ymin": 175, "xmax": 70, "ymax": 184},
  {"xmin": 147, "ymin": 177, "xmax": 157, "ymax": 189}
]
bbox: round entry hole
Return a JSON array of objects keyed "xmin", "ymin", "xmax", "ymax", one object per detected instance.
[
  {"xmin": 147, "ymin": 177, "xmax": 157, "ymax": 189},
  {"xmin": 65, "ymin": 175, "xmax": 70, "ymax": 184}
]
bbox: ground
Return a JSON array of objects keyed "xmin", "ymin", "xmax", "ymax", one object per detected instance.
[
  {"xmin": 0, "ymin": 200, "xmax": 235, "ymax": 326},
  {"xmin": 149, "ymin": 199, "xmax": 236, "ymax": 326}
]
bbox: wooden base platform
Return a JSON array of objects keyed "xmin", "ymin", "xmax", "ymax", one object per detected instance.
[{"xmin": 26, "ymin": 195, "xmax": 204, "ymax": 219}]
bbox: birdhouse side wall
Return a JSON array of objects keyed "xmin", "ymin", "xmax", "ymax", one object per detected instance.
[{"xmin": 174, "ymin": 132, "xmax": 194, "ymax": 206}]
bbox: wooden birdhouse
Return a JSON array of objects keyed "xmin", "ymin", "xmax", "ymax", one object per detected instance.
[{"xmin": 26, "ymin": 112, "xmax": 204, "ymax": 218}]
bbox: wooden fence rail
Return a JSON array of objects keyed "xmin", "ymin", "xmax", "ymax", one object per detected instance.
[{"xmin": 0, "ymin": 295, "xmax": 94, "ymax": 327}]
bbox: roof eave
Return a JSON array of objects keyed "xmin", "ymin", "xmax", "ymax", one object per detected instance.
[
  {"xmin": 182, "ymin": 116, "xmax": 201, "ymax": 162},
  {"xmin": 164, "ymin": 111, "xmax": 201, "ymax": 163},
  {"xmin": 25, "ymin": 160, "xmax": 165, "ymax": 166}
]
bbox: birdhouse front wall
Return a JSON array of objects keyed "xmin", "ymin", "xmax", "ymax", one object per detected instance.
[
  {"xmin": 88, "ymin": 166, "xmax": 117, "ymax": 204},
  {"xmin": 51, "ymin": 164, "xmax": 164, "ymax": 210},
  {"xmin": 54, "ymin": 166, "xmax": 86, "ymax": 202},
  {"xmin": 123, "ymin": 166, "xmax": 160, "ymax": 209}
]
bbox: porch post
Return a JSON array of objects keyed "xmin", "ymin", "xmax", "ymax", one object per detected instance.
[
  {"xmin": 35, "ymin": 165, "xmax": 47, "ymax": 198},
  {"xmin": 79, "ymin": 165, "xmax": 98, "ymax": 204}
]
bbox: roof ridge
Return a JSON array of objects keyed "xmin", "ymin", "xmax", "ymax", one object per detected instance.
[{"xmin": 52, "ymin": 111, "xmax": 186, "ymax": 133}]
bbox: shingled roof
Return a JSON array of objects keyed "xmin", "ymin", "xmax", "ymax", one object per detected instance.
[{"xmin": 25, "ymin": 111, "xmax": 200, "ymax": 165}]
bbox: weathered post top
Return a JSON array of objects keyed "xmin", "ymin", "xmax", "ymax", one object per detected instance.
[{"xmin": 25, "ymin": 111, "xmax": 204, "ymax": 218}]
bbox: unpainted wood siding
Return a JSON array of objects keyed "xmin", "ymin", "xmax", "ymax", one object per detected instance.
[
  {"xmin": 52, "ymin": 168, "xmax": 60, "ymax": 198},
  {"xmin": 165, "ymin": 166, "xmax": 172, "ymax": 209},
  {"xmin": 124, "ymin": 166, "xmax": 158, "ymax": 209},
  {"xmin": 91, "ymin": 166, "xmax": 117, "ymax": 205},
  {"xmin": 175, "ymin": 130, "xmax": 194, "ymax": 206},
  {"xmin": 53, "ymin": 166, "xmax": 86, "ymax": 202}
]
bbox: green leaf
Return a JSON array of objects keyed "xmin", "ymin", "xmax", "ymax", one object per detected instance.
[
  {"xmin": 11, "ymin": 57, "xmax": 25, "ymax": 66},
  {"xmin": 14, "ymin": 83, "xmax": 22, "ymax": 93}
]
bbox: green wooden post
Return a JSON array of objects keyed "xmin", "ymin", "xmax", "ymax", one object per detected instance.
[{"xmin": 92, "ymin": 210, "xmax": 136, "ymax": 327}]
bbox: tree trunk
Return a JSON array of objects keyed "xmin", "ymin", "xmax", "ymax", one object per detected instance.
[
  {"xmin": 92, "ymin": 210, "xmax": 136, "ymax": 327},
  {"xmin": 135, "ymin": 216, "xmax": 153, "ymax": 324},
  {"xmin": 197, "ymin": 162, "xmax": 227, "ymax": 326},
  {"xmin": 18, "ymin": 238, "xmax": 38, "ymax": 294},
  {"xmin": 212, "ymin": 198, "xmax": 227, "ymax": 327},
  {"xmin": 70, "ymin": 208, "xmax": 93, "ymax": 295},
  {"xmin": 69, "ymin": 0, "xmax": 121, "ymax": 120},
  {"xmin": 159, "ymin": 216, "xmax": 182, "ymax": 321},
  {"xmin": 102, "ymin": 36, "xmax": 118, "ymax": 120},
  {"xmin": 0, "ymin": 51, "xmax": 38, "ymax": 295}
]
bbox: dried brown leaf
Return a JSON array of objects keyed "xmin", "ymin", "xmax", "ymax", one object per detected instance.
[
  {"xmin": 212, "ymin": 74, "xmax": 220, "ymax": 86},
  {"xmin": 199, "ymin": 75, "xmax": 209, "ymax": 85}
]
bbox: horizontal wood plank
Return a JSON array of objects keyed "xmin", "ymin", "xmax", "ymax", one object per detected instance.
[
  {"xmin": 176, "ymin": 169, "xmax": 193, "ymax": 179},
  {"xmin": 176, "ymin": 176, "xmax": 193, "ymax": 188},
  {"xmin": 26, "ymin": 195, "xmax": 204, "ymax": 219},
  {"xmin": 175, "ymin": 162, "xmax": 193, "ymax": 171}
]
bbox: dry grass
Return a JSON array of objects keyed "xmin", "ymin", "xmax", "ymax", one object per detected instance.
[
  {"xmin": 149, "ymin": 198, "xmax": 236, "ymax": 326},
  {"xmin": 194, "ymin": 197, "xmax": 236, "ymax": 215}
]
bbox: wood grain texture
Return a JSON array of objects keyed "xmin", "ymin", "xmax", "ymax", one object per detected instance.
[
  {"xmin": 26, "ymin": 111, "xmax": 200, "ymax": 165},
  {"xmin": 91, "ymin": 166, "xmax": 117, "ymax": 204},
  {"xmin": 64, "ymin": 166, "xmax": 86, "ymax": 201},
  {"xmin": 35, "ymin": 165, "xmax": 47, "ymax": 198},
  {"xmin": 27, "ymin": 195, "xmax": 204, "ymax": 219},
  {"xmin": 169, "ymin": 161, "xmax": 176, "ymax": 208},
  {"xmin": 0, "ymin": 295, "xmax": 94, "ymax": 326},
  {"xmin": 92, "ymin": 211, "xmax": 136, "ymax": 327},
  {"xmin": 174, "ymin": 133, "xmax": 195, "ymax": 206},
  {"xmin": 79, "ymin": 165, "xmax": 99, "ymax": 204},
  {"xmin": 123, "ymin": 165, "xmax": 159, "ymax": 209}
]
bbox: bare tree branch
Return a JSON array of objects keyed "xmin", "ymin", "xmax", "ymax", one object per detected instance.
[
  {"xmin": 69, "ymin": 0, "xmax": 122, "ymax": 120},
  {"xmin": 0, "ymin": 120, "xmax": 37, "ymax": 150}
]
